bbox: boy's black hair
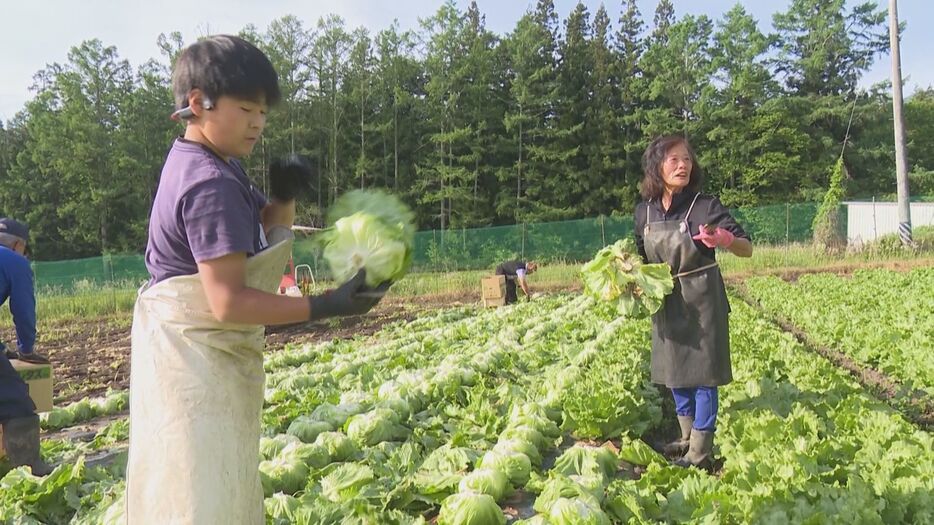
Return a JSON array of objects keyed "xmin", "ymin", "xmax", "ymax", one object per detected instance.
[{"xmin": 172, "ymin": 35, "xmax": 281, "ymax": 110}]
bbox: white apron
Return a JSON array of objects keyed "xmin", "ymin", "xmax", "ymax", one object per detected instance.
[{"xmin": 125, "ymin": 226, "xmax": 293, "ymax": 524}]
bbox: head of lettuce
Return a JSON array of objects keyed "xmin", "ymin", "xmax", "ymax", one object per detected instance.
[
  {"xmin": 321, "ymin": 189, "xmax": 416, "ymax": 288},
  {"xmin": 580, "ymin": 239, "xmax": 673, "ymax": 318}
]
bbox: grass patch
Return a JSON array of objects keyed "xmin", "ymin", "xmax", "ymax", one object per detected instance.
[
  {"xmin": 718, "ymin": 238, "xmax": 933, "ymax": 274},
  {"xmin": 3, "ymin": 239, "xmax": 931, "ymax": 327}
]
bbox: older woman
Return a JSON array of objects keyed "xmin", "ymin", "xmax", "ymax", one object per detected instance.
[{"xmin": 633, "ymin": 135, "xmax": 752, "ymax": 468}]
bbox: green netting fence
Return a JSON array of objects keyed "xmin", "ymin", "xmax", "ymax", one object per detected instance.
[{"xmin": 28, "ymin": 202, "xmax": 824, "ymax": 293}]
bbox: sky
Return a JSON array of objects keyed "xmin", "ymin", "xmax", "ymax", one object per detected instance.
[{"xmin": 1, "ymin": 0, "xmax": 930, "ymax": 122}]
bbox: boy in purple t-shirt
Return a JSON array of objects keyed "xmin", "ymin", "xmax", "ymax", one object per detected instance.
[
  {"xmin": 147, "ymin": 36, "xmax": 379, "ymax": 322},
  {"xmin": 128, "ymin": 35, "xmax": 384, "ymax": 523}
]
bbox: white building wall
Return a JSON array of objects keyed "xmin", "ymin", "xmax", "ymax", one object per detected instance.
[{"xmin": 845, "ymin": 201, "xmax": 934, "ymax": 246}]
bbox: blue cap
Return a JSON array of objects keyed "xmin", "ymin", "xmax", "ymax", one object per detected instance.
[{"xmin": 0, "ymin": 218, "xmax": 29, "ymax": 243}]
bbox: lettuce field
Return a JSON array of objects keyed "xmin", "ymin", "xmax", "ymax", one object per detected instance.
[
  {"xmin": 1, "ymin": 269, "xmax": 932, "ymax": 524},
  {"xmin": 742, "ymin": 268, "xmax": 934, "ymax": 396}
]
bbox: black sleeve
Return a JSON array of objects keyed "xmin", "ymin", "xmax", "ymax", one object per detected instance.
[
  {"xmin": 633, "ymin": 202, "xmax": 648, "ymax": 263},
  {"xmin": 496, "ymin": 261, "xmax": 518, "ymax": 276},
  {"xmin": 706, "ymin": 197, "xmax": 750, "ymax": 241}
]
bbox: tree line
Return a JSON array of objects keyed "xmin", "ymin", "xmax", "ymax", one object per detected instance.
[{"xmin": 1, "ymin": 0, "xmax": 933, "ymax": 260}]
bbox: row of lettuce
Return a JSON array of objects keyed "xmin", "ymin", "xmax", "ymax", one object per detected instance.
[
  {"xmin": 253, "ymin": 294, "xmax": 664, "ymax": 524},
  {"xmin": 743, "ymin": 267, "xmax": 934, "ymax": 396},
  {"xmin": 3, "ymin": 287, "xmax": 933, "ymax": 524}
]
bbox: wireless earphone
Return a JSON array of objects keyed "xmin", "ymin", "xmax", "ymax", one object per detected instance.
[{"xmin": 170, "ymin": 97, "xmax": 214, "ymax": 121}]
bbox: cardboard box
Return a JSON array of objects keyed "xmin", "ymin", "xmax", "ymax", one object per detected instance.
[
  {"xmin": 0, "ymin": 360, "xmax": 52, "ymax": 457},
  {"xmin": 482, "ymin": 296, "xmax": 507, "ymax": 308},
  {"xmin": 11, "ymin": 359, "xmax": 54, "ymax": 413},
  {"xmin": 481, "ymin": 275, "xmax": 506, "ymax": 299},
  {"xmin": 481, "ymin": 275, "xmax": 507, "ymax": 308}
]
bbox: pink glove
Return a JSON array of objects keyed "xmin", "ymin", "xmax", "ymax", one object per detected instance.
[{"xmin": 692, "ymin": 225, "xmax": 735, "ymax": 248}]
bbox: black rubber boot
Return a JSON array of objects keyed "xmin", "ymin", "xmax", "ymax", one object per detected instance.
[
  {"xmin": 674, "ymin": 429, "xmax": 714, "ymax": 468},
  {"xmin": 662, "ymin": 415, "xmax": 693, "ymax": 456},
  {"xmin": 2, "ymin": 415, "xmax": 54, "ymax": 476}
]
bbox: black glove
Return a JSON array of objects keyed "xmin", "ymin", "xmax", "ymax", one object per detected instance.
[
  {"xmin": 308, "ymin": 270, "xmax": 390, "ymax": 321},
  {"xmin": 12, "ymin": 350, "xmax": 51, "ymax": 365},
  {"xmin": 269, "ymin": 154, "xmax": 313, "ymax": 201}
]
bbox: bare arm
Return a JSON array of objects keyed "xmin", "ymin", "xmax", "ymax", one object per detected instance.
[
  {"xmin": 261, "ymin": 198, "xmax": 296, "ymax": 233},
  {"xmin": 727, "ymin": 237, "xmax": 753, "ymax": 258},
  {"xmin": 196, "ymin": 252, "xmax": 310, "ymax": 325},
  {"xmin": 518, "ymin": 276, "xmax": 531, "ymax": 297}
]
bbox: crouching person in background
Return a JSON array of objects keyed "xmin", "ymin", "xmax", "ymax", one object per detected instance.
[{"xmin": 0, "ymin": 218, "xmax": 53, "ymax": 476}]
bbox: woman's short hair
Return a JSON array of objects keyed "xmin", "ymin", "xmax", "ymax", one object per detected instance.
[
  {"xmin": 640, "ymin": 135, "xmax": 703, "ymax": 201},
  {"xmin": 172, "ymin": 35, "xmax": 281, "ymax": 110}
]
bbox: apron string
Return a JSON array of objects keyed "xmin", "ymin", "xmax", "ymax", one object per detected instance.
[
  {"xmin": 648, "ymin": 192, "xmax": 701, "ymax": 225},
  {"xmin": 683, "ymin": 192, "xmax": 701, "ymax": 224},
  {"xmin": 673, "ymin": 261, "xmax": 718, "ymax": 278}
]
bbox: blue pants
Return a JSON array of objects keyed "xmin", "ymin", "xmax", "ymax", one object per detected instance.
[{"xmin": 671, "ymin": 387, "xmax": 718, "ymax": 432}]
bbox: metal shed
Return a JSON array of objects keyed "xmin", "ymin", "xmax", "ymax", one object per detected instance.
[{"xmin": 844, "ymin": 200, "xmax": 934, "ymax": 246}]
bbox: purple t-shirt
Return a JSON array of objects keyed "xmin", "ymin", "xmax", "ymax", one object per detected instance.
[{"xmin": 145, "ymin": 138, "xmax": 268, "ymax": 285}]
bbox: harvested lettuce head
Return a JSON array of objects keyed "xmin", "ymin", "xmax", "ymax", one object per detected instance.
[
  {"xmin": 320, "ymin": 463, "xmax": 375, "ymax": 503},
  {"xmin": 286, "ymin": 417, "xmax": 333, "ymax": 444},
  {"xmin": 345, "ymin": 409, "xmax": 409, "ymax": 446},
  {"xmin": 313, "ymin": 432, "xmax": 359, "ymax": 462},
  {"xmin": 458, "ymin": 469, "xmax": 511, "ymax": 501},
  {"xmin": 322, "ymin": 189, "xmax": 415, "ymax": 287},
  {"xmin": 327, "ymin": 189, "xmax": 416, "ymax": 241},
  {"xmin": 580, "ymin": 239, "xmax": 673, "ymax": 318},
  {"xmin": 264, "ymin": 493, "xmax": 300, "ymax": 522},
  {"xmin": 552, "ymin": 445, "xmax": 619, "ymax": 479},
  {"xmin": 259, "ymin": 455, "xmax": 310, "ymax": 496},
  {"xmin": 548, "ymin": 497, "xmax": 611, "ymax": 525},
  {"xmin": 437, "ymin": 491, "xmax": 506, "ymax": 525},
  {"xmin": 478, "ymin": 450, "xmax": 532, "ymax": 486},
  {"xmin": 493, "ymin": 439, "xmax": 543, "ymax": 468},
  {"xmin": 260, "ymin": 433, "xmax": 302, "ymax": 460}
]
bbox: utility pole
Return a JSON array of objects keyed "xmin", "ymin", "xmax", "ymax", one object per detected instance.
[{"xmin": 889, "ymin": 0, "xmax": 912, "ymax": 245}]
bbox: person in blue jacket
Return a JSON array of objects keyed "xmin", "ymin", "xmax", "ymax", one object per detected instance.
[{"xmin": 0, "ymin": 218, "xmax": 52, "ymax": 475}]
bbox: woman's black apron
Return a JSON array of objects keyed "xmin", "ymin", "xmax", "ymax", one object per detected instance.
[{"xmin": 643, "ymin": 193, "xmax": 732, "ymax": 388}]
